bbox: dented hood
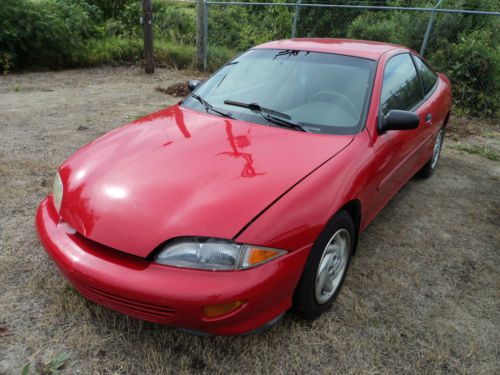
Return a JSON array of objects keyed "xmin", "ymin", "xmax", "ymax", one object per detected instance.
[{"xmin": 58, "ymin": 105, "xmax": 352, "ymax": 257}]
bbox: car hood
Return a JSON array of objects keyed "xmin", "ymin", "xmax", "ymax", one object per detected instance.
[{"xmin": 58, "ymin": 105, "xmax": 353, "ymax": 257}]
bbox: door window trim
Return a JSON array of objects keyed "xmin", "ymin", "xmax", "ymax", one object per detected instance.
[
  {"xmin": 379, "ymin": 52, "xmax": 423, "ymax": 114},
  {"xmin": 379, "ymin": 52, "xmax": 438, "ymax": 115},
  {"xmin": 410, "ymin": 53, "xmax": 439, "ymax": 103}
]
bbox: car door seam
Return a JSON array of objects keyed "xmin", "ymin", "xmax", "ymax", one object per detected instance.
[{"xmin": 376, "ymin": 129, "xmax": 438, "ymax": 191}]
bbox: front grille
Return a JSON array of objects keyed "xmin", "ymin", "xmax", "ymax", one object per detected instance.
[{"xmin": 73, "ymin": 280, "xmax": 176, "ymax": 324}]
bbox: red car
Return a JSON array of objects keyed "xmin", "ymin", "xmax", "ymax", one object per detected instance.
[{"xmin": 36, "ymin": 39, "xmax": 452, "ymax": 335}]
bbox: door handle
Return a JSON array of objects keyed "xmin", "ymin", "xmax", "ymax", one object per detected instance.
[{"xmin": 425, "ymin": 113, "xmax": 432, "ymax": 125}]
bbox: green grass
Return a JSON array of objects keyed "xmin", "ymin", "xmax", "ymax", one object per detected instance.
[
  {"xmin": 481, "ymin": 131, "xmax": 497, "ymax": 139},
  {"xmin": 452, "ymin": 143, "xmax": 499, "ymax": 161},
  {"xmin": 76, "ymin": 36, "xmax": 234, "ymax": 71},
  {"xmin": 77, "ymin": 37, "xmax": 143, "ymax": 67}
]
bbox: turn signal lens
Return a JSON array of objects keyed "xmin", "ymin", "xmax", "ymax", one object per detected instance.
[
  {"xmin": 247, "ymin": 248, "xmax": 281, "ymax": 266},
  {"xmin": 241, "ymin": 247, "xmax": 286, "ymax": 268},
  {"xmin": 203, "ymin": 300, "xmax": 245, "ymax": 318}
]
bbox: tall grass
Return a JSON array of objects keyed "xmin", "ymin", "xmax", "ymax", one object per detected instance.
[{"xmin": 76, "ymin": 37, "xmax": 235, "ymax": 71}]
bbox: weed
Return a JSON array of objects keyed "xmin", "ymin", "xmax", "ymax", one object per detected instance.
[
  {"xmin": 451, "ymin": 142, "xmax": 499, "ymax": 161},
  {"xmin": 21, "ymin": 352, "xmax": 70, "ymax": 375}
]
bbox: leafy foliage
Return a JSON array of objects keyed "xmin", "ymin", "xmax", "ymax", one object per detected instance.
[
  {"xmin": 430, "ymin": 30, "xmax": 500, "ymax": 117},
  {"xmin": 209, "ymin": 6, "xmax": 292, "ymax": 50},
  {"xmin": 0, "ymin": 0, "xmax": 99, "ymax": 70},
  {"xmin": 86, "ymin": 0, "xmax": 135, "ymax": 19}
]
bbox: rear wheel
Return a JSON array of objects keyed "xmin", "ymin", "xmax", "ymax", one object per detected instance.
[
  {"xmin": 418, "ymin": 128, "xmax": 445, "ymax": 178},
  {"xmin": 293, "ymin": 210, "xmax": 354, "ymax": 319}
]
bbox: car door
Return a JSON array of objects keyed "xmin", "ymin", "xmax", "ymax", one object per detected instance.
[
  {"xmin": 369, "ymin": 53, "xmax": 427, "ymax": 211},
  {"xmin": 411, "ymin": 54, "xmax": 443, "ymax": 167}
]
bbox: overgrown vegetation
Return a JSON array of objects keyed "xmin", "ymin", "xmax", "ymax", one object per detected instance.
[
  {"xmin": 0, "ymin": 0, "xmax": 498, "ymax": 117},
  {"xmin": 0, "ymin": 0, "xmax": 231, "ymax": 72}
]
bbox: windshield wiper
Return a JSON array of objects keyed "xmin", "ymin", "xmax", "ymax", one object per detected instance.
[
  {"xmin": 223, "ymin": 100, "xmax": 307, "ymax": 132},
  {"xmin": 273, "ymin": 49, "xmax": 300, "ymax": 60},
  {"xmin": 190, "ymin": 93, "xmax": 234, "ymax": 119}
]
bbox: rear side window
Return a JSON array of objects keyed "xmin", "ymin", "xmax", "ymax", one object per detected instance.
[
  {"xmin": 413, "ymin": 55, "xmax": 438, "ymax": 95},
  {"xmin": 380, "ymin": 53, "xmax": 423, "ymax": 114}
]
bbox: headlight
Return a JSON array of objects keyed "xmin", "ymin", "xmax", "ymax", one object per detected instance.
[
  {"xmin": 52, "ymin": 172, "xmax": 63, "ymax": 213},
  {"xmin": 155, "ymin": 238, "xmax": 286, "ymax": 271}
]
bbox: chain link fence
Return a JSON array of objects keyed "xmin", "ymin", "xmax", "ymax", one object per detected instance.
[{"xmin": 199, "ymin": 0, "xmax": 499, "ymax": 117}]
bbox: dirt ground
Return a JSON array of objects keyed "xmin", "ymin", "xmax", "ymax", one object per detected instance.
[{"xmin": 1, "ymin": 67, "xmax": 499, "ymax": 374}]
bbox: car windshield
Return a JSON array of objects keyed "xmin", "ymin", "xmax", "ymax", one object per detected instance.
[{"xmin": 181, "ymin": 49, "xmax": 376, "ymax": 135}]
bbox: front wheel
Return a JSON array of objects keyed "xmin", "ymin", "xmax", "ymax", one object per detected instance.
[
  {"xmin": 418, "ymin": 128, "xmax": 445, "ymax": 178},
  {"xmin": 293, "ymin": 210, "xmax": 354, "ymax": 320}
]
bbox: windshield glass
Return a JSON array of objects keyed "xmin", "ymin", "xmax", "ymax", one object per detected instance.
[{"xmin": 182, "ymin": 49, "xmax": 376, "ymax": 134}]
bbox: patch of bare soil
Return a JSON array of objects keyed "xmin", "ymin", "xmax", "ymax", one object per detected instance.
[{"xmin": 1, "ymin": 67, "xmax": 499, "ymax": 374}]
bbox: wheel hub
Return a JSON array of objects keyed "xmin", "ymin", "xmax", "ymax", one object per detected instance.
[{"xmin": 314, "ymin": 229, "xmax": 350, "ymax": 304}]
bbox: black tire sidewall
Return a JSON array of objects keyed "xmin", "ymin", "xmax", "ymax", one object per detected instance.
[{"xmin": 292, "ymin": 210, "xmax": 355, "ymax": 320}]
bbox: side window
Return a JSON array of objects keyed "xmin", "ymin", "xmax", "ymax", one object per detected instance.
[
  {"xmin": 413, "ymin": 55, "xmax": 438, "ymax": 95},
  {"xmin": 380, "ymin": 53, "xmax": 423, "ymax": 114}
]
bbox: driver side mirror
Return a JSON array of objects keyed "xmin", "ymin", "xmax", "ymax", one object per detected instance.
[
  {"xmin": 379, "ymin": 110, "xmax": 420, "ymax": 134},
  {"xmin": 188, "ymin": 79, "xmax": 203, "ymax": 92}
]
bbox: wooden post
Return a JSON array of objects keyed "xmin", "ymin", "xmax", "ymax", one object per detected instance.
[
  {"xmin": 142, "ymin": 0, "xmax": 154, "ymax": 74},
  {"xmin": 196, "ymin": 0, "xmax": 205, "ymax": 70}
]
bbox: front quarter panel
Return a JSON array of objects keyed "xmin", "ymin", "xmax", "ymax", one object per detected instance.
[{"xmin": 236, "ymin": 130, "xmax": 374, "ymax": 252}]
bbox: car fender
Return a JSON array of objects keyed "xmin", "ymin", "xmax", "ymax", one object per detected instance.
[{"xmin": 235, "ymin": 129, "xmax": 374, "ymax": 252}]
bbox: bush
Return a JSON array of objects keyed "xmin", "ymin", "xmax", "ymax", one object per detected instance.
[
  {"xmin": 119, "ymin": 1, "xmax": 196, "ymax": 44},
  {"xmin": 208, "ymin": 6, "xmax": 292, "ymax": 51},
  {"xmin": 85, "ymin": 0, "xmax": 135, "ymax": 19},
  {"xmin": 207, "ymin": 45, "xmax": 236, "ymax": 71},
  {"xmin": 430, "ymin": 30, "xmax": 500, "ymax": 117},
  {"xmin": 346, "ymin": 6, "xmax": 500, "ymax": 117},
  {"xmin": 0, "ymin": 0, "xmax": 99, "ymax": 71},
  {"xmin": 347, "ymin": 10, "xmax": 431, "ymax": 52}
]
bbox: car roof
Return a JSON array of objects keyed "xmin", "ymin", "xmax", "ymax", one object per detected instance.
[{"xmin": 254, "ymin": 38, "xmax": 409, "ymax": 60}]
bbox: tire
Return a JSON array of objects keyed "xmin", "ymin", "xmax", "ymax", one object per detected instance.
[
  {"xmin": 418, "ymin": 128, "xmax": 445, "ymax": 178},
  {"xmin": 293, "ymin": 210, "xmax": 355, "ymax": 320}
]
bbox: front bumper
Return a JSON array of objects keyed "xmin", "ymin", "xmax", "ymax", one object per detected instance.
[{"xmin": 35, "ymin": 196, "xmax": 310, "ymax": 335}]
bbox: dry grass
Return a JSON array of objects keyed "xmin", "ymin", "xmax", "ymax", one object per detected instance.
[{"xmin": 1, "ymin": 67, "xmax": 499, "ymax": 374}]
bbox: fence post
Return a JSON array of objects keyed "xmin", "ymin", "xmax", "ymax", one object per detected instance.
[
  {"xmin": 420, "ymin": 0, "xmax": 442, "ymax": 57},
  {"xmin": 203, "ymin": 2, "xmax": 208, "ymax": 70},
  {"xmin": 142, "ymin": 0, "xmax": 154, "ymax": 74},
  {"xmin": 291, "ymin": 0, "xmax": 303, "ymax": 38},
  {"xmin": 196, "ymin": 0, "xmax": 206, "ymax": 71}
]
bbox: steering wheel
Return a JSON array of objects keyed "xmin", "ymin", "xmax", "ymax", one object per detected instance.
[{"xmin": 311, "ymin": 91, "xmax": 359, "ymax": 120}]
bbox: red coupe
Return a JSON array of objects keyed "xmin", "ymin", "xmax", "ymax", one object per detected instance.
[{"xmin": 36, "ymin": 39, "xmax": 452, "ymax": 335}]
